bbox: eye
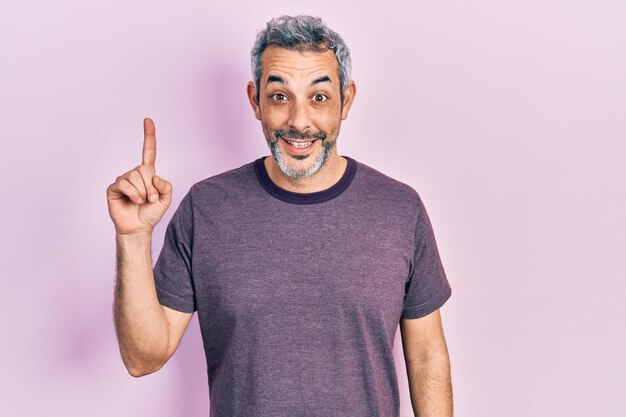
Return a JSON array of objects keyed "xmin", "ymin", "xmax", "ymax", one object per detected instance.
[
  {"xmin": 312, "ymin": 93, "xmax": 328, "ymax": 102},
  {"xmin": 271, "ymin": 93, "xmax": 288, "ymax": 101}
]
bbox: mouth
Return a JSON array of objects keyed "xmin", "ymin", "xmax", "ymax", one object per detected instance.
[{"xmin": 282, "ymin": 138, "xmax": 318, "ymax": 153}]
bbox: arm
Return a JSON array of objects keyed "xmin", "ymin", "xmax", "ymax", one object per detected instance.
[
  {"xmin": 113, "ymin": 232, "xmax": 193, "ymax": 377},
  {"xmin": 108, "ymin": 118, "xmax": 193, "ymax": 378},
  {"xmin": 400, "ymin": 309, "xmax": 453, "ymax": 417}
]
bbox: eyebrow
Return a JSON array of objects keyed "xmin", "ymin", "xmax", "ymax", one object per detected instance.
[
  {"xmin": 311, "ymin": 75, "xmax": 331, "ymax": 85},
  {"xmin": 266, "ymin": 75, "xmax": 332, "ymax": 86}
]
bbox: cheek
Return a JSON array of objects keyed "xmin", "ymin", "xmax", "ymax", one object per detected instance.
[
  {"xmin": 311, "ymin": 111, "xmax": 340, "ymax": 134},
  {"xmin": 263, "ymin": 108, "xmax": 290, "ymax": 128}
]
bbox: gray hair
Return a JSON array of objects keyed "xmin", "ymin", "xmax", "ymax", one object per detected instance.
[{"xmin": 250, "ymin": 15, "xmax": 352, "ymax": 105}]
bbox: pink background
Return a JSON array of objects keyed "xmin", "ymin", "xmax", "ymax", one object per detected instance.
[{"xmin": 1, "ymin": 1, "xmax": 624, "ymax": 416}]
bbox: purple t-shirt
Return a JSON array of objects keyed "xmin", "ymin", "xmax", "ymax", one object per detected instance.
[{"xmin": 153, "ymin": 155, "xmax": 452, "ymax": 417}]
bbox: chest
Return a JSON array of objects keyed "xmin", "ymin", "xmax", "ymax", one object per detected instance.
[{"xmin": 191, "ymin": 204, "xmax": 414, "ymax": 328}]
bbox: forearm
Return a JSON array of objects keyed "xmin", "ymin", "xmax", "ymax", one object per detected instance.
[
  {"xmin": 113, "ymin": 232, "xmax": 169, "ymax": 377},
  {"xmin": 406, "ymin": 352, "xmax": 453, "ymax": 417}
]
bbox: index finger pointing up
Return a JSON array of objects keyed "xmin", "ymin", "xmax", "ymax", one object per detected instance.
[{"xmin": 142, "ymin": 117, "xmax": 157, "ymax": 167}]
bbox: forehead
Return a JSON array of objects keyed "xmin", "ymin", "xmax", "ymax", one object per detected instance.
[{"xmin": 261, "ymin": 45, "xmax": 339, "ymax": 83}]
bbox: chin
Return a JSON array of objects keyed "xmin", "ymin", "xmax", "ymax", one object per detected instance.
[
  {"xmin": 273, "ymin": 149, "xmax": 323, "ymax": 179},
  {"xmin": 287, "ymin": 147, "xmax": 335, "ymax": 180}
]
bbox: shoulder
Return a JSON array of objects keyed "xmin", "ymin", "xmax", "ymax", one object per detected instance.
[
  {"xmin": 186, "ymin": 159, "xmax": 258, "ymax": 203},
  {"xmin": 352, "ymin": 158, "xmax": 424, "ymax": 212}
]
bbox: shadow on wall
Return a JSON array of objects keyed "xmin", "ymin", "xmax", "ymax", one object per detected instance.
[{"xmin": 196, "ymin": 55, "xmax": 262, "ymax": 171}]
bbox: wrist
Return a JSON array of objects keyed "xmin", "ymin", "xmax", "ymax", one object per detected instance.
[{"xmin": 116, "ymin": 231, "xmax": 152, "ymax": 246}]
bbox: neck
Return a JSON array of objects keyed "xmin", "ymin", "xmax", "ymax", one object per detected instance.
[{"xmin": 264, "ymin": 151, "xmax": 347, "ymax": 193}]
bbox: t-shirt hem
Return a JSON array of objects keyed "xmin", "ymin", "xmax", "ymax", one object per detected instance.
[
  {"xmin": 156, "ymin": 286, "xmax": 196, "ymax": 313},
  {"xmin": 400, "ymin": 285, "xmax": 452, "ymax": 320}
]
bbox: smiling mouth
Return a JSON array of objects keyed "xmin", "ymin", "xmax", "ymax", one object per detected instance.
[
  {"xmin": 283, "ymin": 138, "xmax": 317, "ymax": 147},
  {"xmin": 282, "ymin": 137, "xmax": 318, "ymax": 153}
]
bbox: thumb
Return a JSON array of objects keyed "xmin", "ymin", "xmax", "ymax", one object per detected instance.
[{"xmin": 153, "ymin": 175, "xmax": 173, "ymax": 205}]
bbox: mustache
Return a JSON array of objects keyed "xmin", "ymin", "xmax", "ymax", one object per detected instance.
[{"xmin": 274, "ymin": 129, "xmax": 326, "ymax": 141}]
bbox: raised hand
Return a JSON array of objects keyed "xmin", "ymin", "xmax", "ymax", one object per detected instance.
[{"xmin": 107, "ymin": 118, "xmax": 173, "ymax": 236}]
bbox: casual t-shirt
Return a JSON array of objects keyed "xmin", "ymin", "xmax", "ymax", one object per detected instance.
[{"xmin": 153, "ymin": 155, "xmax": 452, "ymax": 417}]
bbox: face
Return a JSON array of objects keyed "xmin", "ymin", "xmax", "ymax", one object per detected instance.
[{"xmin": 247, "ymin": 45, "xmax": 356, "ymax": 179}]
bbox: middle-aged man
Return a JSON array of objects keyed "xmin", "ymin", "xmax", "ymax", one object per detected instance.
[{"xmin": 107, "ymin": 15, "xmax": 453, "ymax": 417}]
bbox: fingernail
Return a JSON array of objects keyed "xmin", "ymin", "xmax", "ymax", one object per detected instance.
[
  {"xmin": 137, "ymin": 198, "xmax": 144, "ymax": 204},
  {"xmin": 149, "ymin": 194, "xmax": 157, "ymax": 202}
]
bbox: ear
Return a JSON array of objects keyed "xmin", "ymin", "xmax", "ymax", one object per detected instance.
[
  {"xmin": 340, "ymin": 80, "xmax": 357, "ymax": 120},
  {"xmin": 247, "ymin": 81, "xmax": 261, "ymax": 121}
]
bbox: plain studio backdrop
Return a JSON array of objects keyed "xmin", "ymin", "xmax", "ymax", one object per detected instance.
[{"xmin": 1, "ymin": 1, "xmax": 624, "ymax": 416}]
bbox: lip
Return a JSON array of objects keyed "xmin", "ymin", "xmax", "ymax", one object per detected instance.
[{"xmin": 282, "ymin": 138, "xmax": 317, "ymax": 154}]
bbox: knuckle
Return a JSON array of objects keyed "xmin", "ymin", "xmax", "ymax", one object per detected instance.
[
  {"xmin": 126, "ymin": 188, "xmax": 140, "ymax": 200},
  {"xmin": 138, "ymin": 164, "xmax": 152, "ymax": 174},
  {"xmin": 136, "ymin": 165, "xmax": 149, "ymax": 177},
  {"xmin": 128, "ymin": 170, "xmax": 142, "ymax": 182},
  {"xmin": 118, "ymin": 179, "xmax": 130, "ymax": 191},
  {"xmin": 120, "ymin": 179, "xmax": 135, "ymax": 194}
]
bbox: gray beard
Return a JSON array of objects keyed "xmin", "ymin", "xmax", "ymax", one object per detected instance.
[{"xmin": 267, "ymin": 137, "xmax": 337, "ymax": 179}]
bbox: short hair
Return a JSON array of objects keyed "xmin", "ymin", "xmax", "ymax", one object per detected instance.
[{"xmin": 250, "ymin": 15, "xmax": 352, "ymax": 105}]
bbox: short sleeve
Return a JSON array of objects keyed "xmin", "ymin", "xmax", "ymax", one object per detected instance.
[
  {"xmin": 153, "ymin": 189, "xmax": 197, "ymax": 313},
  {"xmin": 401, "ymin": 196, "xmax": 452, "ymax": 319}
]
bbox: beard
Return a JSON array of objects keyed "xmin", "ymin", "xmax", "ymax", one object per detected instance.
[{"xmin": 265, "ymin": 127, "xmax": 337, "ymax": 179}]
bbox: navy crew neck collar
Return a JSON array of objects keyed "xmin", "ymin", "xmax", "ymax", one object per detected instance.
[{"xmin": 253, "ymin": 156, "xmax": 357, "ymax": 205}]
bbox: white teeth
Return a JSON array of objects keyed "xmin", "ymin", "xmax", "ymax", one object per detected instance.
[{"xmin": 286, "ymin": 140, "xmax": 313, "ymax": 148}]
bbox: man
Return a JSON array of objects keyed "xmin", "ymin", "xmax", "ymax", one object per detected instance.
[{"xmin": 107, "ymin": 15, "xmax": 453, "ymax": 417}]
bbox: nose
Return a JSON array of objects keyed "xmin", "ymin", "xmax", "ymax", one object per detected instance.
[{"xmin": 287, "ymin": 98, "xmax": 311, "ymax": 133}]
